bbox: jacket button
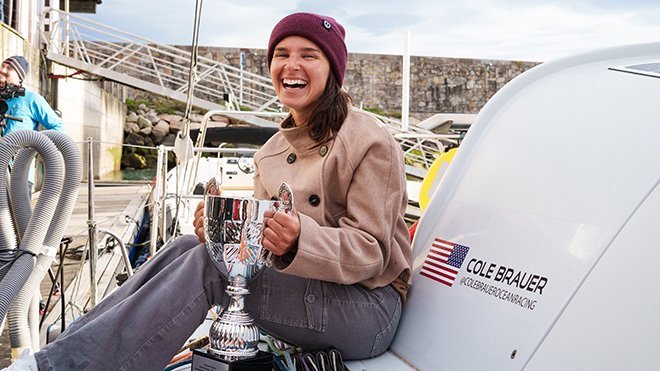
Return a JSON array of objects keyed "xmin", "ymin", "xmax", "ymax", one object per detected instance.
[
  {"xmin": 308, "ymin": 194, "xmax": 320, "ymax": 206},
  {"xmin": 287, "ymin": 153, "xmax": 297, "ymax": 164},
  {"xmin": 306, "ymin": 294, "xmax": 316, "ymax": 303},
  {"xmin": 319, "ymin": 145, "xmax": 328, "ymax": 157}
]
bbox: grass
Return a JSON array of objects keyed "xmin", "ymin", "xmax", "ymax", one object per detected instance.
[
  {"xmin": 363, "ymin": 107, "xmax": 402, "ymax": 119},
  {"xmin": 125, "ymin": 97, "xmax": 188, "ymax": 115}
]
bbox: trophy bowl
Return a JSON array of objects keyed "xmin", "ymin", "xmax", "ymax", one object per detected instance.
[{"xmin": 203, "ymin": 184, "xmax": 281, "ymax": 361}]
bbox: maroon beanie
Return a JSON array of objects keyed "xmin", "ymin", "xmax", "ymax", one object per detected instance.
[{"xmin": 267, "ymin": 12, "xmax": 348, "ymax": 86}]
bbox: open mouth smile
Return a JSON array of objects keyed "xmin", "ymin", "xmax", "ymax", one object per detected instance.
[{"xmin": 282, "ymin": 79, "xmax": 308, "ymax": 89}]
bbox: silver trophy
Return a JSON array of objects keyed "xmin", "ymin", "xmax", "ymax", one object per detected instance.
[{"xmin": 203, "ymin": 178, "xmax": 293, "ymax": 361}]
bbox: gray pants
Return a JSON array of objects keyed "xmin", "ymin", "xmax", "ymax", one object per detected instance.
[{"xmin": 35, "ymin": 235, "xmax": 402, "ymax": 370}]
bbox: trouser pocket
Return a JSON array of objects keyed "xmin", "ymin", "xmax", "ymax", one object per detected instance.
[
  {"xmin": 253, "ymin": 268, "xmax": 326, "ymax": 332},
  {"xmin": 370, "ymin": 292, "xmax": 401, "ymax": 357}
]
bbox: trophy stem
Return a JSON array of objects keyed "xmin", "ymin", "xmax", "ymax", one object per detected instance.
[
  {"xmin": 226, "ymin": 276, "xmax": 249, "ymax": 312},
  {"xmin": 208, "ymin": 275, "xmax": 260, "ymax": 361}
]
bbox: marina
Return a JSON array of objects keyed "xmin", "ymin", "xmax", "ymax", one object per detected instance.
[
  {"xmin": 2, "ymin": 1, "xmax": 660, "ymax": 370},
  {"xmin": 1, "ymin": 181, "xmax": 150, "ymax": 368}
]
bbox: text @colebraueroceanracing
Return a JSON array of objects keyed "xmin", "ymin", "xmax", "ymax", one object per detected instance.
[{"xmin": 459, "ymin": 258, "xmax": 549, "ymax": 311}]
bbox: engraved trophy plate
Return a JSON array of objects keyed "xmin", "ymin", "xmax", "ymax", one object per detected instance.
[{"xmin": 202, "ymin": 179, "xmax": 293, "ymax": 362}]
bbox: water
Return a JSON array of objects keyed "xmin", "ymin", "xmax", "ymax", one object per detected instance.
[{"xmin": 101, "ymin": 168, "xmax": 157, "ymax": 182}]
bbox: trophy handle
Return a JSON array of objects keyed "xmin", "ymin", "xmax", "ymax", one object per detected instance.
[
  {"xmin": 262, "ymin": 182, "xmax": 295, "ymax": 266},
  {"xmin": 277, "ymin": 182, "xmax": 294, "ymax": 214}
]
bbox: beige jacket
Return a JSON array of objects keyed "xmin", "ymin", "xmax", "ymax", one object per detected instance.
[{"xmin": 254, "ymin": 107, "xmax": 412, "ymax": 300}]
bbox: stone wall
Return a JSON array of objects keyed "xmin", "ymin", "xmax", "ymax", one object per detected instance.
[{"xmin": 193, "ymin": 46, "xmax": 540, "ymax": 119}]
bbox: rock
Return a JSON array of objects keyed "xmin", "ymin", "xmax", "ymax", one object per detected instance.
[
  {"xmin": 226, "ymin": 116, "xmax": 245, "ymax": 126},
  {"xmin": 190, "ymin": 122, "xmax": 202, "ymax": 131},
  {"xmin": 122, "ymin": 152, "xmax": 147, "ymax": 169},
  {"xmin": 124, "ymin": 121, "xmax": 140, "ymax": 134},
  {"xmin": 124, "ymin": 132, "xmax": 145, "ymax": 146},
  {"xmin": 126, "ymin": 112, "xmax": 139, "ymax": 123},
  {"xmin": 169, "ymin": 118, "xmax": 182, "ymax": 134},
  {"xmin": 161, "ymin": 133, "xmax": 176, "ymax": 146},
  {"xmin": 158, "ymin": 113, "xmax": 183, "ymax": 123},
  {"xmin": 190, "ymin": 113, "xmax": 205, "ymax": 123},
  {"xmin": 210, "ymin": 114, "xmax": 230, "ymax": 124},
  {"xmin": 139, "ymin": 126, "xmax": 152, "ymax": 136},
  {"xmin": 144, "ymin": 153, "xmax": 159, "ymax": 168},
  {"xmin": 137, "ymin": 116, "xmax": 152, "ymax": 129},
  {"xmin": 143, "ymin": 135, "xmax": 155, "ymax": 148},
  {"xmin": 138, "ymin": 103, "xmax": 148, "ymax": 112},
  {"xmin": 146, "ymin": 112, "xmax": 160, "ymax": 124},
  {"xmin": 151, "ymin": 120, "xmax": 170, "ymax": 143}
]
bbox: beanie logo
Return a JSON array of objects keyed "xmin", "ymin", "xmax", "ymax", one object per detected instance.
[{"xmin": 322, "ymin": 20, "xmax": 332, "ymax": 30}]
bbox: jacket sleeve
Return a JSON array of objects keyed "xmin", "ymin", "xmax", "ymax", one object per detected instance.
[
  {"xmin": 273, "ymin": 132, "xmax": 408, "ymax": 285},
  {"xmin": 31, "ymin": 94, "xmax": 63, "ymax": 131}
]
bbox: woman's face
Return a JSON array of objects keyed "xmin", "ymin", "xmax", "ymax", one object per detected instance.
[{"xmin": 270, "ymin": 36, "xmax": 331, "ymax": 121}]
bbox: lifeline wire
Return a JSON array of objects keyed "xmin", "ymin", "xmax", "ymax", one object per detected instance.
[
  {"xmin": 181, "ymin": 0, "xmax": 204, "ymax": 139},
  {"xmin": 169, "ymin": 0, "xmax": 204, "ymax": 246}
]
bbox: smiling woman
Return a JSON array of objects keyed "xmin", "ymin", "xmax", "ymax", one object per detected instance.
[{"xmin": 14, "ymin": 12, "xmax": 412, "ymax": 371}]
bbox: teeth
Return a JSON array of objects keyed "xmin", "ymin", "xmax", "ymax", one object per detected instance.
[{"xmin": 283, "ymin": 79, "xmax": 307, "ymax": 86}]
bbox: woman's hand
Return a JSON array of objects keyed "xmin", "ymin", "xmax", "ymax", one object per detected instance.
[
  {"xmin": 193, "ymin": 201, "xmax": 205, "ymax": 242},
  {"xmin": 263, "ymin": 210, "xmax": 300, "ymax": 256}
]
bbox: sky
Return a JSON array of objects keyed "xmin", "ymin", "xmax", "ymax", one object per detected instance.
[{"xmin": 86, "ymin": 0, "xmax": 660, "ymax": 62}]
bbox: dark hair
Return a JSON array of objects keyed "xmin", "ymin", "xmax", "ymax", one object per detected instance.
[{"xmin": 284, "ymin": 72, "xmax": 351, "ymax": 143}]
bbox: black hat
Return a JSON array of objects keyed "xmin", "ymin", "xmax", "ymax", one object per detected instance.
[{"xmin": 3, "ymin": 56, "xmax": 29, "ymax": 82}]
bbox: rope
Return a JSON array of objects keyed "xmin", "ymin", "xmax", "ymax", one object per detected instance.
[
  {"xmin": 176, "ymin": 333, "xmax": 209, "ymax": 354},
  {"xmin": 163, "ymin": 358, "xmax": 192, "ymax": 371},
  {"xmin": 181, "ymin": 0, "xmax": 204, "ymax": 139},
  {"xmin": 166, "ymin": 351, "xmax": 193, "ymax": 367},
  {"xmin": 261, "ymin": 333, "xmax": 299, "ymax": 370}
]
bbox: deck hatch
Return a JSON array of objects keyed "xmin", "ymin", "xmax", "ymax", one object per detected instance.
[{"xmin": 609, "ymin": 62, "xmax": 660, "ymax": 79}]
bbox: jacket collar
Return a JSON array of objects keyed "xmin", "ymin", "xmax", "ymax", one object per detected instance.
[{"xmin": 279, "ymin": 118, "xmax": 318, "ymax": 153}]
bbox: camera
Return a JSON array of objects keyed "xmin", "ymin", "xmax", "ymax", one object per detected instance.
[
  {"xmin": 0, "ymin": 83, "xmax": 25, "ymax": 100},
  {"xmin": 0, "ymin": 83, "xmax": 26, "ymax": 120}
]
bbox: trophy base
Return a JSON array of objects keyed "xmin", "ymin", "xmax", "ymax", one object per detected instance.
[{"xmin": 191, "ymin": 348, "xmax": 273, "ymax": 371}]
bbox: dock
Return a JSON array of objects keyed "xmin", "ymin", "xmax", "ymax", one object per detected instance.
[{"xmin": 0, "ymin": 181, "xmax": 151, "ymax": 367}]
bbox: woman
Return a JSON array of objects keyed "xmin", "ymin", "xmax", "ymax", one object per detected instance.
[{"xmin": 20, "ymin": 12, "xmax": 412, "ymax": 371}]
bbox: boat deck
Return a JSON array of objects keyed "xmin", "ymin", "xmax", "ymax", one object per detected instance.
[{"xmin": 0, "ymin": 182, "xmax": 151, "ymax": 367}]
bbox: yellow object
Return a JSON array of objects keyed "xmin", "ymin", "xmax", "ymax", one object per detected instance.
[
  {"xmin": 11, "ymin": 346, "xmax": 29, "ymax": 360},
  {"xmin": 419, "ymin": 148, "xmax": 458, "ymax": 210}
]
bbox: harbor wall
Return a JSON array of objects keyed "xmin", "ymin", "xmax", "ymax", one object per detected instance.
[{"xmin": 191, "ymin": 46, "xmax": 540, "ymax": 120}]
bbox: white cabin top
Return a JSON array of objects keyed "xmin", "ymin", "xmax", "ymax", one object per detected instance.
[{"xmin": 348, "ymin": 42, "xmax": 660, "ymax": 370}]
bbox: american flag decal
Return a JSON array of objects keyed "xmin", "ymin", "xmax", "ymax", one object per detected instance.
[{"xmin": 420, "ymin": 238, "xmax": 470, "ymax": 287}]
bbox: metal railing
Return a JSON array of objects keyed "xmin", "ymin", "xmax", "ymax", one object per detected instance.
[
  {"xmin": 371, "ymin": 113, "xmax": 460, "ymax": 177},
  {"xmin": 39, "ymin": 8, "xmax": 280, "ymax": 118}
]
